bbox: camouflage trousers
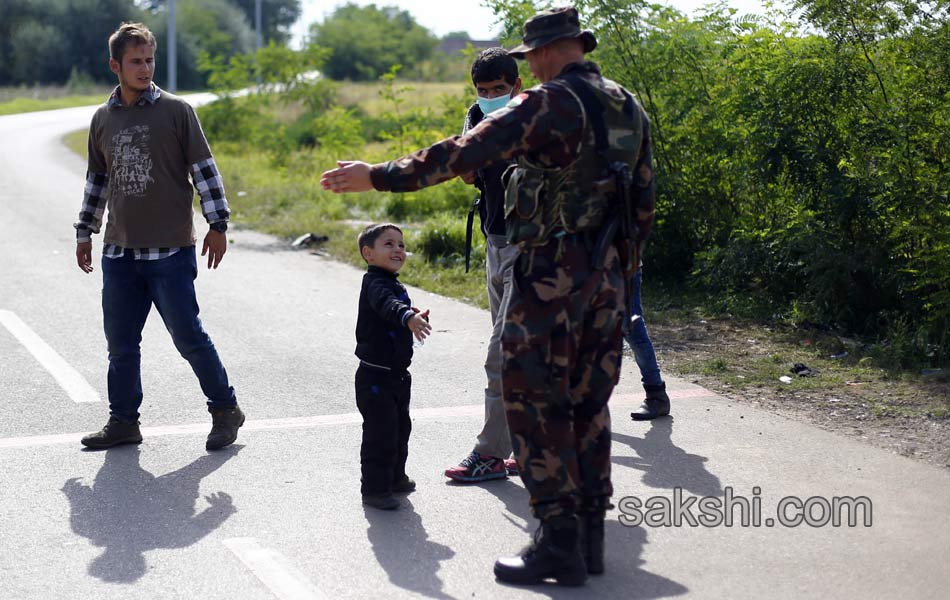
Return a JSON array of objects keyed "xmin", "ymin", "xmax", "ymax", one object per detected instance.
[{"xmin": 502, "ymin": 232, "xmax": 625, "ymax": 521}]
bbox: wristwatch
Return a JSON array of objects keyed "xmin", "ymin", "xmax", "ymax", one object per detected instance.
[{"xmin": 209, "ymin": 221, "xmax": 228, "ymax": 233}]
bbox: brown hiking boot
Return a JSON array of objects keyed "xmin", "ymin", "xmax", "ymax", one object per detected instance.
[
  {"xmin": 631, "ymin": 383, "xmax": 671, "ymax": 421},
  {"xmin": 81, "ymin": 417, "xmax": 143, "ymax": 449},
  {"xmin": 206, "ymin": 405, "xmax": 245, "ymax": 450}
]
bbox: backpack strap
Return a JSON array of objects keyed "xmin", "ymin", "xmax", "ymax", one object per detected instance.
[{"xmin": 559, "ymin": 73, "xmax": 609, "ymax": 158}]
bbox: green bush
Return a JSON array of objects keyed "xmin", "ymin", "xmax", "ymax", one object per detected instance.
[{"xmin": 411, "ymin": 214, "xmax": 484, "ymax": 269}]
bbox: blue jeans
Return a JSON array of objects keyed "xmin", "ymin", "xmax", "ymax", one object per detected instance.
[
  {"xmin": 623, "ymin": 270, "xmax": 664, "ymax": 388},
  {"xmin": 102, "ymin": 247, "xmax": 235, "ymax": 422}
]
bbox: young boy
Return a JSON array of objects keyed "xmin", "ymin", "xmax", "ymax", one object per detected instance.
[
  {"xmin": 355, "ymin": 224, "xmax": 431, "ymax": 510},
  {"xmin": 444, "ymin": 47, "xmax": 522, "ymax": 482}
]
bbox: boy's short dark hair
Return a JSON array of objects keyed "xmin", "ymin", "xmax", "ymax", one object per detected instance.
[
  {"xmin": 109, "ymin": 22, "xmax": 157, "ymax": 62},
  {"xmin": 358, "ymin": 223, "xmax": 403, "ymax": 260},
  {"xmin": 471, "ymin": 47, "xmax": 518, "ymax": 86}
]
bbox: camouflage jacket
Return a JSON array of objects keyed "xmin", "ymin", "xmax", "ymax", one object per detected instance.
[{"xmin": 369, "ymin": 61, "xmax": 656, "ymax": 244}]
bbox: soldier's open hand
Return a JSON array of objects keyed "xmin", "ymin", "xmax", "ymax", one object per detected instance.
[{"xmin": 320, "ymin": 161, "xmax": 373, "ymax": 193}]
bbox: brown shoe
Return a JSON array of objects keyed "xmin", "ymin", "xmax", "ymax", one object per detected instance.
[
  {"xmin": 206, "ymin": 405, "xmax": 245, "ymax": 450},
  {"xmin": 81, "ymin": 417, "xmax": 143, "ymax": 449},
  {"xmin": 631, "ymin": 384, "xmax": 671, "ymax": 421}
]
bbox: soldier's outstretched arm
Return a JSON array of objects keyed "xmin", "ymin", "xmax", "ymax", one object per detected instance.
[{"xmin": 319, "ymin": 86, "xmax": 583, "ymax": 195}]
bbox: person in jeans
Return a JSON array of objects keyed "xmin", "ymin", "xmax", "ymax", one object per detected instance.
[
  {"xmin": 75, "ymin": 22, "xmax": 243, "ymax": 451},
  {"xmin": 626, "ymin": 267, "xmax": 671, "ymax": 420},
  {"xmin": 355, "ymin": 224, "xmax": 432, "ymax": 510},
  {"xmin": 444, "ymin": 48, "xmax": 523, "ymax": 483}
]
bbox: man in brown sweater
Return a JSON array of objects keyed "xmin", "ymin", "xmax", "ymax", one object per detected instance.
[{"xmin": 74, "ymin": 22, "xmax": 243, "ymax": 451}]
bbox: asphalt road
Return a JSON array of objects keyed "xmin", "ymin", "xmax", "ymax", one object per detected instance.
[{"xmin": 1, "ymin": 102, "xmax": 948, "ymax": 600}]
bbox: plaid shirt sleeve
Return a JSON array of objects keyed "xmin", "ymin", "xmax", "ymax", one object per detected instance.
[
  {"xmin": 191, "ymin": 157, "xmax": 230, "ymax": 223},
  {"xmin": 74, "ymin": 171, "xmax": 108, "ymax": 243}
]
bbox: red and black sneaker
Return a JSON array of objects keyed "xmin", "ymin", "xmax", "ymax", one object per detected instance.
[
  {"xmin": 444, "ymin": 451, "xmax": 508, "ymax": 482},
  {"xmin": 504, "ymin": 458, "xmax": 519, "ymax": 476}
]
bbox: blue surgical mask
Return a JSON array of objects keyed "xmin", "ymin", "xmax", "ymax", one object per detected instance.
[{"xmin": 477, "ymin": 93, "xmax": 512, "ymax": 115}]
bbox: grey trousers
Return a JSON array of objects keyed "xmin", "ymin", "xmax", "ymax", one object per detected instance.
[{"xmin": 473, "ymin": 234, "xmax": 520, "ymax": 458}]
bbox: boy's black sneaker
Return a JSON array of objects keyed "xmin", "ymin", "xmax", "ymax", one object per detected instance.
[
  {"xmin": 392, "ymin": 477, "xmax": 416, "ymax": 493},
  {"xmin": 444, "ymin": 451, "xmax": 507, "ymax": 482},
  {"xmin": 207, "ymin": 405, "xmax": 245, "ymax": 450},
  {"xmin": 362, "ymin": 493, "xmax": 399, "ymax": 510},
  {"xmin": 81, "ymin": 417, "xmax": 143, "ymax": 449}
]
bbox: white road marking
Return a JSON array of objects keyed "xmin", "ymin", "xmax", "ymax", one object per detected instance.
[
  {"xmin": 0, "ymin": 387, "xmax": 709, "ymax": 450},
  {"xmin": 223, "ymin": 537, "xmax": 323, "ymax": 600},
  {"xmin": 0, "ymin": 404, "xmax": 483, "ymax": 449},
  {"xmin": 0, "ymin": 309, "xmax": 100, "ymax": 403}
]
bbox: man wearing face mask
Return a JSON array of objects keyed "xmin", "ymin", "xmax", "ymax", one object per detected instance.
[{"xmin": 444, "ymin": 48, "xmax": 524, "ymax": 484}]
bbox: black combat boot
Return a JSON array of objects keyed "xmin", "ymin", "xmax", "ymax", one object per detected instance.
[
  {"xmin": 206, "ymin": 405, "xmax": 245, "ymax": 450},
  {"xmin": 494, "ymin": 516, "xmax": 588, "ymax": 586},
  {"xmin": 631, "ymin": 383, "xmax": 671, "ymax": 421},
  {"xmin": 578, "ymin": 511, "xmax": 606, "ymax": 574},
  {"xmin": 81, "ymin": 417, "xmax": 143, "ymax": 449}
]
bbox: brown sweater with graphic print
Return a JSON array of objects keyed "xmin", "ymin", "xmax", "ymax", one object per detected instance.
[{"xmin": 87, "ymin": 92, "xmax": 212, "ymax": 248}]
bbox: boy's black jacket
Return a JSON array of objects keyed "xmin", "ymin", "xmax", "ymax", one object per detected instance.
[{"xmin": 355, "ymin": 265, "xmax": 414, "ymax": 370}]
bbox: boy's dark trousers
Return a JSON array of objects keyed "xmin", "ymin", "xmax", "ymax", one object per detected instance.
[{"xmin": 355, "ymin": 364, "xmax": 411, "ymax": 495}]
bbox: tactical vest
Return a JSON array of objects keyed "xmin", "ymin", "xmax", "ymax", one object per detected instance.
[{"xmin": 504, "ymin": 71, "xmax": 643, "ymax": 248}]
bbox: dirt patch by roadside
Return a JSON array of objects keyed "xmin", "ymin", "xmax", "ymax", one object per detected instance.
[{"xmin": 642, "ymin": 317, "xmax": 950, "ymax": 470}]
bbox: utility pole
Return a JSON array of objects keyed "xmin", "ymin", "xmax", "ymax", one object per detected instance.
[
  {"xmin": 168, "ymin": 0, "xmax": 177, "ymax": 92},
  {"xmin": 255, "ymin": 0, "xmax": 263, "ymax": 85},
  {"xmin": 255, "ymin": 0, "xmax": 263, "ymax": 52}
]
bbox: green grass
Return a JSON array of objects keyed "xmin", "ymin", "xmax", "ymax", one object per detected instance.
[
  {"xmin": 1, "ymin": 85, "xmax": 205, "ymax": 116},
  {"xmin": 336, "ymin": 81, "xmax": 467, "ymax": 116},
  {"xmin": 0, "ymin": 94, "xmax": 107, "ymax": 116},
  {"xmin": 63, "ymin": 129, "xmax": 88, "ymax": 159}
]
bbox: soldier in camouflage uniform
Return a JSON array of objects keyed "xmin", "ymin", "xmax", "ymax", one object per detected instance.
[{"xmin": 320, "ymin": 5, "xmax": 656, "ymax": 587}]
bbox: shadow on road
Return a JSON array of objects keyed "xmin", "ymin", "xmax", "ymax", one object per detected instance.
[
  {"xmin": 614, "ymin": 417, "xmax": 723, "ymax": 497},
  {"xmin": 365, "ymin": 497, "xmax": 456, "ymax": 599},
  {"xmin": 448, "ymin": 476, "xmax": 533, "ymax": 533},
  {"xmin": 61, "ymin": 445, "xmax": 241, "ymax": 583}
]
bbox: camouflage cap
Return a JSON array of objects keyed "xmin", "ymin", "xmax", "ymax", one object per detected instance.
[{"xmin": 507, "ymin": 6, "xmax": 597, "ymax": 59}]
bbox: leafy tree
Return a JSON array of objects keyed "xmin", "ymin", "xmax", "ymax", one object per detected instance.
[
  {"xmin": 442, "ymin": 31, "xmax": 471, "ymax": 41},
  {"xmin": 144, "ymin": 0, "xmax": 255, "ymax": 90},
  {"xmin": 308, "ymin": 3, "xmax": 438, "ymax": 80},
  {"xmin": 230, "ymin": 0, "xmax": 301, "ymax": 44},
  {"xmin": 0, "ymin": 0, "xmax": 143, "ymax": 85},
  {"xmin": 483, "ymin": 0, "xmax": 949, "ymax": 358}
]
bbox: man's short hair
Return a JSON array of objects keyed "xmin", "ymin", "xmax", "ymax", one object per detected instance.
[
  {"xmin": 109, "ymin": 22, "xmax": 156, "ymax": 62},
  {"xmin": 471, "ymin": 47, "xmax": 518, "ymax": 86},
  {"xmin": 358, "ymin": 223, "xmax": 402, "ymax": 259}
]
